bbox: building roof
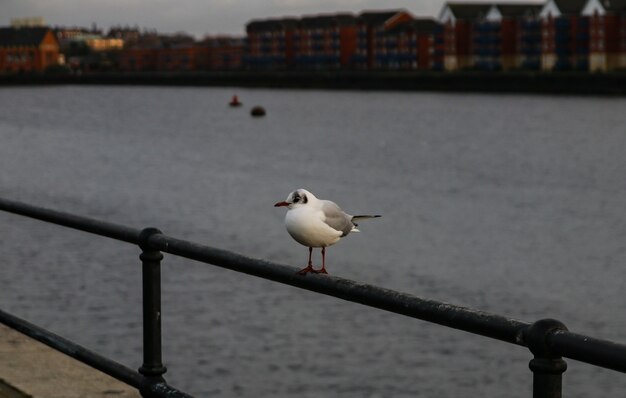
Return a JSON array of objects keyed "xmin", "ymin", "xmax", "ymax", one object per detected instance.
[
  {"xmin": 596, "ymin": 0, "xmax": 626, "ymax": 12},
  {"xmin": 496, "ymin": 3, "xmax": 543, "ymax": 17},
  {"xmin": 246, "ymin": 18, "xmax": 299, "ymax": 32},
  {"xmin": 199, "ymin": 36, "xmax": 245, "ymax": 48},
  {"xmin": 540, "ymin": 0, "xmax": 588, "ymax": 17},
  {"xmin": 553, "ymin": 0, "xmax": 588, "ymax": 14},
  {"xmin": 0, "ymin": 27, "xmax": 53, "ymax": 47},
  {"xmin": 300, "ymin": 13, "xmax": 356, "ymax": 29},
  {"xmin": 386, "ymin": 18, "xmax": 441, "ymax": 35},
  {"xmin": 441, "ymin": 2, "xmax": 544, "ymax": 22},
  {"xmin": 582, "ymin": 0, "xmax": 626, "ymax": 15},
  {"xmin": 444, "ymin": 3, "xmax": 494, "ymax": 19},
  {"xmin": 358, "ymin": 10, "xmax": 406, "ymax": 25},
  {"xmin": 335, "ymin": 13, "xmax": 358, "ymax": 26}
]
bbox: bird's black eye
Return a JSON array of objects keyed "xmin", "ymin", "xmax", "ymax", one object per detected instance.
[{"xmin": 293, "ymin": 194, "xmax": 300, "ymax": 202}]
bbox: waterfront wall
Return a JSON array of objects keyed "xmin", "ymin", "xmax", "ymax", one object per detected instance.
[
  {"xmin": 0, "ymin": 324, "xmax": 140, "ymax": 398},
  {"xmin": 3, "ymin": 71, "xmax": 626, "ymax": 95}
]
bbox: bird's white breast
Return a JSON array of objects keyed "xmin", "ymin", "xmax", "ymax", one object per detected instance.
[{"xmin": 285, "ymin": 206, "xmax": 342, "ymax": 248}]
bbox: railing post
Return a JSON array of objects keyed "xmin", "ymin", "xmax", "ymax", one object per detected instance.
[
  {"xmin": 527, "ymin": 319, "xmax": 568, "ymax": 398},
  {"xmin": 138, "ymin": 228, "xmax": 167, "ymax": 389}
]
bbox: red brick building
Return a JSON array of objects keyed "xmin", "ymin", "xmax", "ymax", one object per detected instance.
[
  {"xmin": 294, "ymin": 14, "xmax": 358, "ymax": 69},
  {"xmin": 377, "ymin": 19, "xmax": 444, "ymax": 70},
  {"xmin": 117, "ymin": 47, "xmax": 158, "ymax": 71},
  {"xmin": 539, "ymin": 0, "xmax": 588, "ymax": 70},
  {"xmin": 155, "ymin": 45, "xmax": 208, "ymax": 71},
  {"xmin": 354, "ymin": 10, "xmax": 415, "ymax": 69},
  {"xmin": 498, "ymin": 5, "xmax": 543, "ymax": 70},
  {"xmin": 439, "ymin": 3, "xmax": 492, "ymax": 70},
  {"xmin": 439, "ymin": 2, "xmax": 547, "ymax": 71},
  {"xmin": 117, "ymin": 32, "xmax": 244, "ymax": 72},
  {"xmin": 245, "ymin": 18, "xmax": 298, "ymax": 69},
  {"xmin": 244, "ymin": 10, "xmax": 445, "ymax": 71},
  {"xmin": 201, "ymin": 36, "xmax": 244, "ymax": 70},
  {"xmin": 472, "ymin": 4, "xmax": 543, "ymax": 71},
  {"xmin": 582, "ymin": 0, "xmax": 626, "ymax": 71},
  {"xmin": 0, "ymin": 27, "xmax": 60, "ymax": 72}
]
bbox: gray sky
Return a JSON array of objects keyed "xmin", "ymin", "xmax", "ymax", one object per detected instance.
[{"xmin": 3, "ymin": 1, "xmax": 543, "ymax": 38}]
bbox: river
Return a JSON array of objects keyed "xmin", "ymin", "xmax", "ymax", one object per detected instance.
[{"xmin": 0, "ymin": 86, "xmax": 625, "ymax": 397}]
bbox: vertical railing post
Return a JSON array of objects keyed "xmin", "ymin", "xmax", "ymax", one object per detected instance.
[
  {"xmin": 138, "ymin": 227, "xmax": 167, "ymax": 393},
  {"xmin": 527, "ymin": 319, "xmax": 568, "ymax": 398}
]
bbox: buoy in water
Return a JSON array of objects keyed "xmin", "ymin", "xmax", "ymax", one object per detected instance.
[
  {"xmin": 250, "ymin": 106, "xmax": 266, "ymax": 117},
  {"xmin": 229, "ymin": 95, "xmax": 242, "ymax": 107}
]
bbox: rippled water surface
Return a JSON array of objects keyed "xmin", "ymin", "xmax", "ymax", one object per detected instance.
[{"xmin": 1, "ymin": 86, "xmax": 625, "ymax": 397}]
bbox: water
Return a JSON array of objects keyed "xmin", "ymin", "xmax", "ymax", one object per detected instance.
[{"xmin": 0, "ymin": 86, "xmax": 625, "ymax": 397}]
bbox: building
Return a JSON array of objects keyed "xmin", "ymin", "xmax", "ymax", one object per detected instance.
[
  {"xmin": 118, "ymin": 34, "xmax": 244, "ymax": 72},
  {"xmin": 354, "ymin": 10, "xmax": 415, "ymax": 69},
  {"xmin": 245, "ymin": 18, "xmax": 298, "ymax": 69},
  {"xmin": 439, "ymin": 3, "xmax": 493, "ymax": 70},
  {"xmin": 54, "ymin": 27, "xmax": 124, "ymax": 72},
  {"xmin": 60, "ymin": 32, "xmax": 124, "ymax": 52},
  {"xmin": 55, "ymin": 26, "xmax": 102, "ymax": 49},
  {"xmin": 155, "ymin": 45, "xmax": 207, "ymax": 71},
  {"xmin": 117, "ymin": 47, "xmax": 157, "ymax": 71},
  {"xmin": 376, "ymin": 19, "xmax": 444, "ymax": 70},
  {"xmin": 118, "ymin": 33, "xmax": 197, "ymax": 72},
  {"xmin": 84, "ymin": 36, "xmax": 124, "ymax": 52},
  {"xmin": 472, "ymin": 5, "xmax": 506, "ymax": 70},
  {"xmin": 472, "ymin": 4, "xmax": 543, "ymax": 70},
  {"xmin": 0, "ymin": 26, "xmax": 60, "ymax": 73},
  {"xmin": 107, "ymin": 26, "xmax": 142, "ymax": 48},
  {"xmin": 516, "ymin": 5, "xmax": 544, "ymax": 69},
  {"xmin": 582, "ymin": 0, "xmax": 626, "ymax": 71},
  {"xmin": 294, "ymin": 14, "xmax": 357, "ymax": 69},
  {"xmin": 539, "ymin": 0, "xmax": 589, "ymax": 70},
  {"xmin": 201, "ymin": 36, "xmax": 245, "ymax": 70},
  {"xmin": 439, "ymin": 2, "xmax": 543, "ymax": 71}
]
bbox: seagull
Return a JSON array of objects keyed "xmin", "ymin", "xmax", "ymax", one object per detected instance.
[{"xmin": 274, "ymin": 189, "xmax": 380, "ymax": 275}]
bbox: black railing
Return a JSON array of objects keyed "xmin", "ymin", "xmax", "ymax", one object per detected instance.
[{"xmin": 0, "ymin": 196, "xmax": 625, "ymax": 397}]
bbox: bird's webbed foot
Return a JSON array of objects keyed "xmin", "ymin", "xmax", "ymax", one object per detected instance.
[{"xmin": 297, "ymin": 265, "xmax": 316, "ymax": 275}]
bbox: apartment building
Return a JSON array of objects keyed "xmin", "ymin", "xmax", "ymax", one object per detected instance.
[
  {"xmin": 294, "ymin": 14, "xmax": 357, "ymax": 69},
  {"xmin": 539, "ymin": 0, "xmax": 589, "ymax": 70},
  {"xmin": 245, "ymin": 18, "xmax": 298, "ymax": 69},
  {"xmin": 0, "ymin": 26, "xmax": 60, "ymax": 72},
  {"xmin": 354, "ymin": 10, "xmax": 415, "ymax": 69},
  {"xmin": 582, "ymin": 0, "xmax": 626, "ymax": 71},
  {"xmin": 376, "ymin": 19, "xmax": 444, "ymax": 70}
]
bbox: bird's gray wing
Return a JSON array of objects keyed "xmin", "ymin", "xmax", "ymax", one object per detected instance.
[{"xmin": 321, "ymin": 200, "xmax": 354, "ymax": 237}]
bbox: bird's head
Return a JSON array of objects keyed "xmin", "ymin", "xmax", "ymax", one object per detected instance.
[{"xmin": 274, "ymin": 189, "xmax": 315, "ymax": 209}]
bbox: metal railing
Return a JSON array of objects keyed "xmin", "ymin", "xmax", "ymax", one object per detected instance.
[{"xmin": 0, "ymin": 196, "xmax": 625, "ymax": 398}]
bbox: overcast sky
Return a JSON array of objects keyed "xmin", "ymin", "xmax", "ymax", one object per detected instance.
[{"xmin": 3, "ymin": 0, "xmax": 544, "ymax": 38}]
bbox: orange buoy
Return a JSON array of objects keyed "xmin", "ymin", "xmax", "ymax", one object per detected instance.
[{"xmin": 229, "ymin": 95, "xmax": 242, "ymax": 107}]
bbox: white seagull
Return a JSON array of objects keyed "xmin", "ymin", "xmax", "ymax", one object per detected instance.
[{"xmin": 274, "ymin": 189, "xmax": 380, "ymax": 275}]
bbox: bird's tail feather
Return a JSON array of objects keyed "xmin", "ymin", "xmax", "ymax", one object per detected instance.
[{"xmin": 351, "ymin": 215, "xmax": 381, "ymax": 231}]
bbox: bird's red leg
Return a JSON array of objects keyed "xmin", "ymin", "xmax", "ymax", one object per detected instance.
[
  {"xmin": 313, "ymin": 247, "xmax": 328, "ymax": 274},
  {"xmin": 297, "ymin": 247, "xmax": 315, "ymax": 275}
]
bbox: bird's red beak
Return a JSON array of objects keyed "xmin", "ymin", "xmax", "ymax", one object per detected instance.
[{"xmin": 274, "ymin": 201, "xmax": 289, "ymax": 207}]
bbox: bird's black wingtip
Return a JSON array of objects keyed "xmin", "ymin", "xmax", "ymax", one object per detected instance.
[{"xmin": 352, "ymin": 214, "xmax": 382, "ymax": 220}]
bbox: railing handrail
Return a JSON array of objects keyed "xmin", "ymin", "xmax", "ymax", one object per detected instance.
[
  {"xmin": 0, "ymin": 308, "xmax": 192, "ymax": 398},
  {"xmin": 1, "ymin": 196, "xmax": 625, "ymax": 397}
]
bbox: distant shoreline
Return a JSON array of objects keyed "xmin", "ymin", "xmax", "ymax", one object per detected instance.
[{"xmin": 2, "ymin": 71, "xmax": 626, "ymax": 95}]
